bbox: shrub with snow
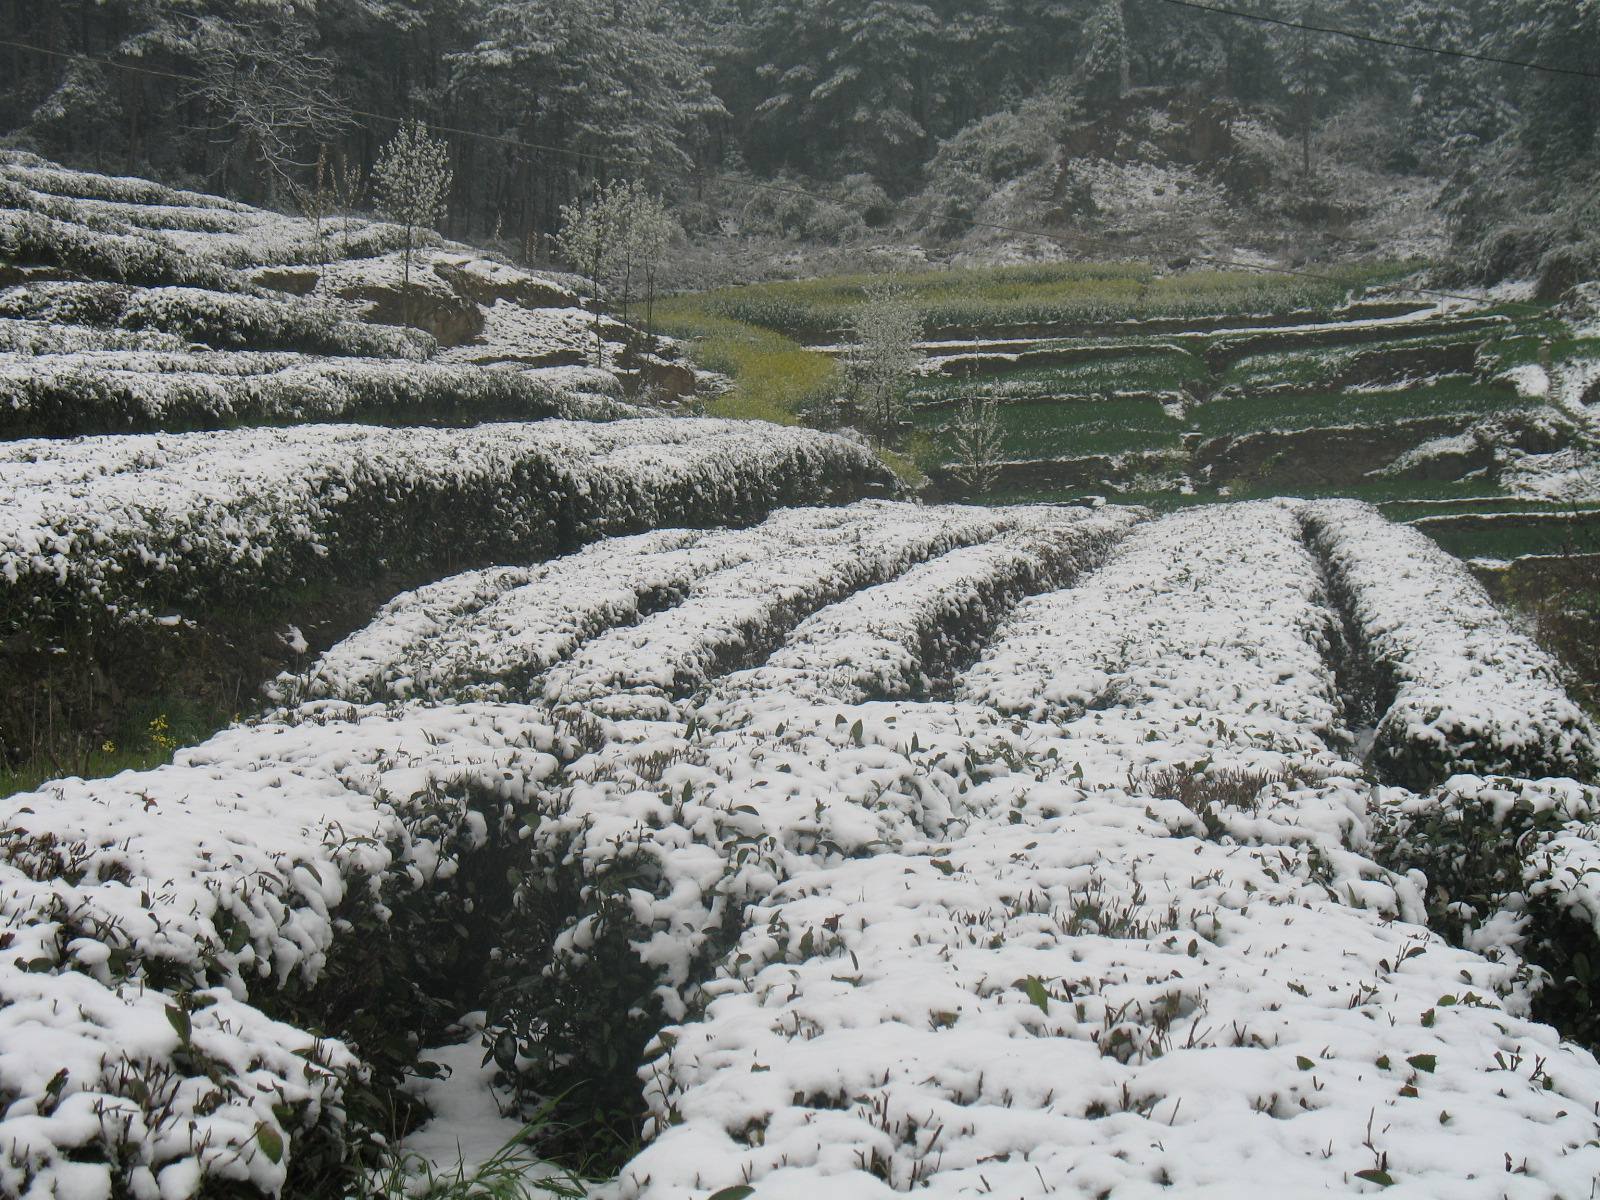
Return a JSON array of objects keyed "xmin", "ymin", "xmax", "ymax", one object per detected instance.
[
  {"xmin": 0, "ymin": 419, "xmax": 893, "ymax": 643},
  {"xmin": 1300, "ymin": 499, "xmax": 1600, "ymax": 787}
]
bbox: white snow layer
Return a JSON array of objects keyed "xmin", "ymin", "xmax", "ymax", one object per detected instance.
[
  {"xmin": 1301, "ymin": 499, "xmax": 1599, "ymax": 785},
  {"xmin": 5, "ymin": 500, "xmax": 1600, "ymax": 1198},
  {"xmin": 0, "ymin": 418, "xmax": 887, "ymax": 628}
]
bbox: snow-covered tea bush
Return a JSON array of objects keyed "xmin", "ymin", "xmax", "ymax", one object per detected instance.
[
  {"xmin": 719, "ymin": 505, "xmax": 1141, "ymax": 704},
  {"xmin": 961, "ymin": 501, "xmax": 1353, "ymax": 764},
  {"xmin": 1301, "ymin": 499, "xmax": 1600, "ymax": 787},
  {"xmin": 0, "ymin": 352, "xmax": 632, "ymax": 437},
  {"xmin": 0, "ymin": 209, "xmax": 239, "ymax": 291},
  {"xmin": 0, "ymin": 281, "xmax": 434, "ymax": 360},
  {"xmin": 0, "ymin": 419, "xmax": 892, "ymax": 641},
  {"xmin": 7, "ymin": 500, "xmax": 1600, "ymax": 1198},
  {"xmin": 1376, "ymin": 774, "xmax": 1600, "ymax": 1046},
  {"xmin": 0, "ymin": 702, "xmax": 584, "ymax": 1199}
]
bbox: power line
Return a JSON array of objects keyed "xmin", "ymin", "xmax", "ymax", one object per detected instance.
[
  {"xmin": 0, "ymin": 33, "xmax": 1536, "ymax": 310},
  {"xmin": 1155, "ymin": 0, "xmax": 1600, "ymax": 80}
]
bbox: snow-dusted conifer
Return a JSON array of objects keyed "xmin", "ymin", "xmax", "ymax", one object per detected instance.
[{"xmin": 373, "ymin": 120, "xmax": 452, "ymax": 298}]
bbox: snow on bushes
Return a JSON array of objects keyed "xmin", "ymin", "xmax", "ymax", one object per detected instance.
[
  {"xmin": 0, "ymin": 418, "xmax": 892, "ymax": 641},
  {"xmin": 2, "ymin": 158, "xmax": 413, "ymax": 271},
  {"xmin": 1300, "ymin": 499, "xmax": 1600, "ymax": 787},
  {"xmin": 624, "ymin": 763, "xmax": 1600, "ymax": 1199},
  {"xmin": 295, "ymin": 500, "xmax": 1131, "ymax": 709},
  {"xmin": 539, "ymin": 503, "xmax": 1040, "ymax": 715},
  {"xmin": 0, "ymin": 281, "xmax": 434, "ymax": 359},
  {"xmin": 960, "ymin": 501, "xmax": 1354, "ymax": 766},
  {"xmin": 0, "ymin": 208, "xmax": 239, "ymax": 290},
  {"xmin": 1375, "ymin": 774, "xmax": 1600, "ymax": 1046},
  {"xmin": 0, "ymin": 317, "xmax": 184, "ymax": 354},
  {"xmin": 3, "ymin": 158, "xmax": 251, "ymax": 212},
  {"xmin": 8, "ymin": 498, "xmax": 1600, "ymax": 1196},
  {"xmin": 0, "ymin": 964, "xmax": 357, "ymax": 1200},
  {"xmin": 490, "ymin": 699, "xmax": 1018, "ymax": 1124},
  {"xmin": 294, "ymin": 506, "xmax": 902, "ymax": 706},
  {"xmin": 0, "ymin": 351, "xmax": 632, "ymax": 437},
  {"xmin": 0, "ymin": 701, "xmax": 583, "ymax": 1200},
  {"xmin": 721, "ymin": 506, "xmax": 1142, "ymax": 704}
]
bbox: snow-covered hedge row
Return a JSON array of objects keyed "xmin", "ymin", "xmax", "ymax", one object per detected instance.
[
  {"xmin": 493, "ymin": 700, "xmax": 1018, "ymax": 1123},
  {"xmin": 3, "ymin": 164, "xmax": 416, "ymax": 270},
  {"xmin": 0, "ymin": 352, "xmax": 631, "ymax": 437},
  {"xmin": 295, "ymin": 502, "xmax": 1104, "ymax": 714},
  {"xmin": 1300, "ymin": 500, "xmax": 1599, "ymax": 787},
  {"xmin": 3, "ymin": 159, "xmax": 251, "ymax": 212},
  {"xmin": 0, "ymin": 316, "xmax": 184, "ymax": 354},
  {"xmin": 721, "ymin": 506, "xmax": 1142, "ymax": 704},
  {"xmin": 539, "ymin": 504, "xmax": 1030, "ymax": 715},
  {"xmin": 0, "ymin": 702, "xmax": 580, "ymax": 1200},
  {"xmin": 294, "ymin": 505, "xmax": 935, "ymax": 706},
  {"xmin": 0, "ymin": 209, "xmax": 239, "ymax": 290},
  {"xmin": 960, "ymin": 501, "xmax": 1353, "ymax": 766},
  {"xmin": 1376, "ymin": 774, "xmax": 1600, "ymax": 1046},
  {"xmin": 623, "ymin": 742, "xmax": 1600, "ymax": 1198},
  {"xmin": 0, "ymin": 282, "xmax": 434, "ymax": 360},
  {"xmin": 0, "ymin": 419, "xmax": 893, "ymax": 640}
]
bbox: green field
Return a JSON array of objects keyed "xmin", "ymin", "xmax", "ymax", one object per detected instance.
[
  {"xmin": 912, "ymin": 393, "xmax": 1184, "ymax": 460},
  {"xmin": 665, "ymin": 260, "xmax": 1415, "ymax": 343},
  {"xmin": 661, "ymin": 262, "xmax": 1594, "ymax": 578},
  {"xmin": 908, "ymin": 346, "xmax": 1208, "ymax": 402},
  {"xmin": 1193, "ymin": 378, "xmax": 1531, "ymax": 438}
]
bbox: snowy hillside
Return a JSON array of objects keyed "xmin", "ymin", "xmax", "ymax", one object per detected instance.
[
  {"xmin": 3, "ymin": 157, "xmax": 1599, "ymax": 1200},
  {"xmin": 0, "ymin": 152, "xmax": 695, "ymax": 437}
]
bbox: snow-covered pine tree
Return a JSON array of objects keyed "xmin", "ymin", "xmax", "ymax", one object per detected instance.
[
  {"xmin": 373, "ymin": 120, "xmax": 453, "ymax": 301},
  {"xmin": 1080, "ymin": 0, "xmax": 1131, "ymax": 108}
]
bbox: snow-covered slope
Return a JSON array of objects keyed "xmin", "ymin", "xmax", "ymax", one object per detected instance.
[
  {"xmin": 5, "ymin": 499, "xmax": 1599, "ymax": 1199},
  {"xmin": 0, "ymin": 153, "xmax": 694, "ymax": 436}
]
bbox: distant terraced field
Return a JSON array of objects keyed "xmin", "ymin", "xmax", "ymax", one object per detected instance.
[{"xmin": 666, "ymin": 266, "xmax": 1600, "ymax": 568}]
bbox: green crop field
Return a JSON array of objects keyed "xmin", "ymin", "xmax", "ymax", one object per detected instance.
[
  {"xmin": 1192, "ymin": 378, "xmax": 1532, "ymax": 438},
  {"xmin": 912, "ymin": 393, "xmax": 1185, "ymax": 460},
  {"xmin": 665, "ymin": 260, "xmax": 1415, "ymax": 343}
]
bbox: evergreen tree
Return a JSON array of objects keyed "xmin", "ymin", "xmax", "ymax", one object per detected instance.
[
  {"xmin": 1080, "ymin": 0, "xmax": 1130, "ymax": 109},
  {"xmin": 373, "ymin": 119, "xmax": 453, "ymax": 296}
]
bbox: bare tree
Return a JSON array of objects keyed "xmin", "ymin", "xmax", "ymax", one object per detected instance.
[
  {"xmin": 329, "ymin": 151, "xmax": 367, "ymax": 258},
  {"xmin": 949, "ymin": 390, "xmax": 1006, "ymax": 496},
  {"xmin": 556, "ymin": 182, "xmax": 680, "ymax": 363},
  {"xmin": 632, "ymin": 191, "xmax": 681, "ymax": 350},
  {"xmin": 185, "ymin": 15, "xmax": 350, "ymax": 207},
  {"xmin": 842, "ymin": 284, "xmax": 924, "ymax": 439},
  {"xmin": 557, "ymin": 181, "xmax": 627, "ymax": 368},
  {"xmin": 373, "ymin": 120, "xmax": 453, "ymax": 302},
  {"xmin": 287, "ymin": 146, "xmax": 333, "ymax": 271}
]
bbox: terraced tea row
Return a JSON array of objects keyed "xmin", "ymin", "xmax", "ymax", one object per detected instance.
[
  {"xmin": 295, "ymin": 502, "xmax": 1132, "ymax": 714},
  {"xmin": 5, "ymin": 500, "xmax": 1595, "ymax": 1197},
  {"xmin": 1, "ymin": 155, "xmax": 688, "ymax": 437},
  {"xmin": 901, "ymin": 300, "xmax": 1599, "ymax": 541},
  {"xmin": 0, "ymin": 419, "xmax": 888, "ymax": 642}
]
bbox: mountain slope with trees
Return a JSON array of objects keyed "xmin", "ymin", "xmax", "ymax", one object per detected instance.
[{"xmin": 3, "ymin": 1, "xmax": 1596, "ymax": 285}]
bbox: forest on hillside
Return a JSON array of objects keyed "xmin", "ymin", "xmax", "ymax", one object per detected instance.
[{"xmin": 3, "ymin": 0, "xmax": 1597, "ymax": 287}]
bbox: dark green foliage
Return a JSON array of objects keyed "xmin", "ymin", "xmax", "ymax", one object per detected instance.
[
  {"xmin": 2, "ymin": 1, "xmax": 1593, "ymax": 277},
  {"xmin": 1372, "ymin": 778, "xmax": 1600, "ymax": 1049}
]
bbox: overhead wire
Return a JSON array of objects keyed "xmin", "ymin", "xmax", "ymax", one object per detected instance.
[{"xmin": 1154, "ymin": 0, "xmax": 1600, "ymax": 81}]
